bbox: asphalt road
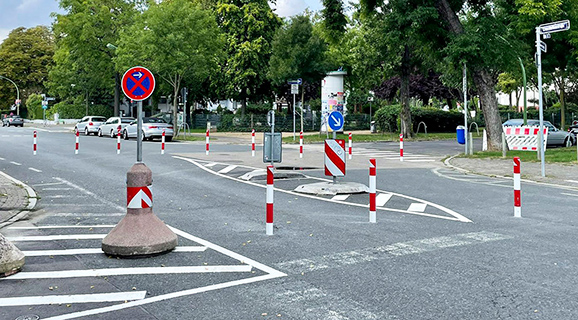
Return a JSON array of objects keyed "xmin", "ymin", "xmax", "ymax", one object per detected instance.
[{"xmin": 1, "ymin": 125, "xmax": 578, "ymax": 320}]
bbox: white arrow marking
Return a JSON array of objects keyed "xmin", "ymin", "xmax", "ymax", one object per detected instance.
[
  {"xmin": 133, "ymin": 72, "xmax": 143, "ymax": 78},
  {"xmin": 128, "ymin": 189, "xmax": 152, "ymax": 208},
  {"xmin": 0, "ymin": 291, "xmax": 147, "ymax": 306},
  {"xmin": 330, "ymin": 115, "xmax": 341, "ymax": 128}
]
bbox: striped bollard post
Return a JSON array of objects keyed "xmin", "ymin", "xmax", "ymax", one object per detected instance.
[
  {"xmin": 514, "ymin": 157, "xmax": 521, "ymax": 218},
  {"xmin": 399, "ymin": 133, "xmax": 404, "ymax": 162},
  {"xmin": 266, "ymin": 165, "xmax": 274, "ymax": 235},
  {"xmin": 299, "ymin": 131, "xmax": 303, "ymax": 159},
  {"xmin": 117, "ymin": 128, "xmax": 121, "ymax": 155},
  {"xmin": 75, "ymin": 130, "xmax": 79, "ymax": 155},
  {"xmin": 205, "ymin": 129, "xmax": 210, "ymax": 156},
  {"xmin": 369, "ymin": 159, "xmax": 376, "ymax": 223},
  {"xmin": 348, "ymin": 132, "xmax": 352, "ymax": 160},
  {"xmin": 251, "ymin": 129, "xmax": 255, "ymax": 157},
  {"xmin": 161, "ymin": 129, "xmax": 165, "ymax": 155},
  {"xmin": 33, "ymin": 130, "xmax": 37, "ymax": 155}
]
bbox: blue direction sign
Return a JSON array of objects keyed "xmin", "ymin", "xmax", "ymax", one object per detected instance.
[
  {"xmin": 288, "ymin": 78, "xmax": 302, "ymax": 85},
  {"xmin": 328, "ymin": 111, "xmax": 344, "ymax": 131},
  {"xmin": 122, "ymin": 66, "xmax": 155, "ymax": 101}
]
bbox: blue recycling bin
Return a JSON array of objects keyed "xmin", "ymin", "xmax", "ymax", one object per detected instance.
[{"xmin": 456, "ymin": 125, "xmax": 465, "ymax": 144}]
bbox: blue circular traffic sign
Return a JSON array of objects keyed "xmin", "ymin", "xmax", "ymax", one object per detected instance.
[
  {"xmin": 121, "ymin": 66, "xmax": 155, "ymax": 101},
  {"xmin": 328, "ymin": 111, "xmax": 344, "ymax": 131}
]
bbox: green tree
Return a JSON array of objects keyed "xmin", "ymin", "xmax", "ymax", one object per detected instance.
[
  {"xmin": 0, "ymin": 26, "xmax": 54, "ymax": 115},
  {"xmin": 215, "ymin": 0, "xmax": 282, "ymax": 115},
  {"xmin": 115, "ymin": 0, "xmax": 224, "ymax": 131},
  {"xmin": 321, "ymin": 0, "xmax": 347, "ymax": 44}
]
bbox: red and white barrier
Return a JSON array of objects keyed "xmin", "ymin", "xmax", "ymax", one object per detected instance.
[
  {"xmin": 75, "ymin": 130, "xmax": 79, "ymax": 155},
  {"xmin": 206, "ymin": 129, "xmax": 210, "ymax": 156},
  {"xmin": 399, "ymin": 133, "xmax": 404, "ymax": 162},
  {"xmin": 266, "ymin": 165, "xmax": 274, "ymax": 235},
  {"xmin": 514, "ymin": 157, "xmax": 521, "ymax": 218},
  {"xmin": 33, "ymin": 131, "xmax": 37, "ymax": 155},
  {"xmin": 251, "ymin": 129, "xmax": 255, "ymax": 157},
  {"xmin": 369, "ymin": 158, "xmax": 376, "ymax": 223},
  {"xmin": 161, "ymin": 129, "xmax": 165, "ymax": 155},
  {"xmin": 300, "ymin": 131, "xmax": 303, "ymax": 158},
  {"xmin": 117, "ymin": 128, "xmax": 121, "ymax": 155},
  {"xmin": 348, "ymin": 132, "xmax": 352, "ymax": 160}
]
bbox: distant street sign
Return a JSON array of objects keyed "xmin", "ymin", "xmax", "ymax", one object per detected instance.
[
  {"xmin": 121, "ymin": 66, "xmax": 155, "ymax": 101},
  {"xmin": 539, "ymin": 20, "xmax": 570, "ymax": 34},
  {"xmin": 540, "ymin": 41, "xmax": 547, "ymax": 53},
  {"xmin": 328, "ymin": 111, "xmax": 344, "ymax": 131},
  {"xmin": 288, "ymin": 78, "xmax": 302, "ymax": 85},
  {"xmin": 263, "ymin": 132, "xmax": 282, "ymax": 163},
  {"xmin": 291, "ymin": 84, "xmax": 299, "ymax": 94},
  {"xmin": 367, "ymin": 96, "xmax": 374, "ymax": 102}
]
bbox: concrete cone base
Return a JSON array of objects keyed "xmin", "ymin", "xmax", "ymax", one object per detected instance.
[
  {"xmin": 102, "ymin": 209, "xmax": 177, "ymax": 257},
  {"xmin": 0, "ymin": 234, "xmax": 25, "ymax": 277}
]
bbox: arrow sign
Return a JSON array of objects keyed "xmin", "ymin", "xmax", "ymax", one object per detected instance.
[
  {"xmin": 288, "ymin": 78, "xmax": 302, "ymax": 85},
  {"xmin": 328, "ymin": 111, "xmax": 344, "ymax": 131},
  {"xmin": 127, "ymin": 186, "xmax": 153, "ymax": 209},
  {"xmin": 540, "ymin": 41, "xmax": 547, "ymax": 53},
  {"xmin": 539, "ymin": 20, "xmax": 570, "ymax": 34}
]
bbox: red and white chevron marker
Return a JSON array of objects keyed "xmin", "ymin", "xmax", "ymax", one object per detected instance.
[
  {"xmin": 369, "ymin": 158, "xmax": 376, "ymax": 223},
  {"xmin": 161, "ymin": 129, "xmax": 165, "ymax": 155},
  {"xmin": 75, "ymin": 130, "xmax": 79, "ymax": 155},
  {"xmin": 127, "ymin": 185, "xmax": 153, "ymax": 209},
  {"xmin": 33, "ymin": 130, "xmax": 37, "ymax": 155},
  {"xmin": 513, "ymin": 157, "xmax": 521, "ymax": 218},
  {"xmin": 348, "ymin": 132, "xmax": 352, "ymax": 160},
  {"xmin": 205, "ymin": 129, "xmax": 210, "ymax": 155},
  {"xmin": 399, "ymin": 133, "xmax": 404, "ymax": 162},
  {"xmin": 325, "ymin": 139, "xmax": 346, "ymax": 177},
  {"xmin": 299, "ymin": 131, "xmax": 303, "ymax": 158},
  {"xmin": 251, "ymin": 129, "xmax": 255, "ymax": 157},
  {"xmin": 117, "ymin": 128, "xmax": 121, "ymax": 155},
  {"xmin": 266, "ymin": 165, "xmax": 274, "ymax": 235}
]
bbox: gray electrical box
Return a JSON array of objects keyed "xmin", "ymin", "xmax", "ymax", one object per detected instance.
[{"xmin": 263, "ymin": 132, "xmax": 282, "ymax": 163}]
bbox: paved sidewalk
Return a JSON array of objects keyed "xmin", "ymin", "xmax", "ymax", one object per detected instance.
[{"xmin": 0, "ymin": 171, "xmax": 37, "ymax": 229}]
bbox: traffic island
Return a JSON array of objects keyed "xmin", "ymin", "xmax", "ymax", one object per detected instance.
[
  {"xmin": 0, "ymin": 233, "xmax": 25, "ymax": 277},
  {"xmin": 294, "ymin": 181, "xmax": 369, "ymax": 196},
  {"xmin": 102, "ymin": 162, "xmax": 177, "ymax": 257}
]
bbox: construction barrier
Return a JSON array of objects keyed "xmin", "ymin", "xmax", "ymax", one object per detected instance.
[
  {"xmin": 161, "ymin": 129, "xmax": 165, "ymax": 155},
  {"xmin": 251, "ymin": 129, "xmax": 255, "ymax": 157},
  {"xmin": 369, "ymin": 158, "xmax": 376, "ymax": 223},
  {"xmin": 33, "ymin": 131, "xmax": 37, "ymax": 155},
  {"xmin": 399, "ymin": 133, "xmax": 404, "ymax": 162},
  {"xmin": 75, "ymin": 130, "xmax": 79, "ymax": 155},
  {"xmin": 514, "ymin": 157, "xmax": 521, "ymax": 218},
  {"xmin": 266, "ymin": 165, "xmax": 274, "ymax": 235},
  {"xmin": 348, "ymin": 132, "xmax": 352, "ymax": 160},
  {"xmin": 300, "ymin": 131, "xmax": 303, "ymax": 159},
  {"xmin": 206, "ymin": 129, "xmax": 210, "ymax": 156}
]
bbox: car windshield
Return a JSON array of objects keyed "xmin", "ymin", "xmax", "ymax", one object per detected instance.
[
  {"xmin": 121, "ymin": 118, "xmax": 135, "ymax": 123},
  {"xmin": 93, "ymin": 117, "xmax": 107, "ymax": 122},
  {"xmin": 143, "ymin": 117, "xmax": 166, "ymax": 124}
]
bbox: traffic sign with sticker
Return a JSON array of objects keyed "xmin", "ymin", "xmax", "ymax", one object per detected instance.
[
  {"xmin": 121, "ymin": 66, "xmax": 155, "ymax": 101},
  {"xmin": 328, "ymin": 111, "xmax": 344, "ymax": 131}
]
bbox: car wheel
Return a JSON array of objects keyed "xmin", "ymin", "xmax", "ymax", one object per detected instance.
[
  {"xmin": 165, "ymin": 136, "xmax": 173, "ymax": 142},
  {"xmin": 84, "ymin": 127, "xmax": 89, "ymax": 136},
  {"xmin": 565, "ymin": 137, "xmax": 573, "ymax": 147},
  {"xmin": 142, "ymin": 130, "xmax": 148, "ymax": 141},
  {"xmin": 123, "ymin": 130, "xmax": 129, "ymax": 140},
  {"xmin": 110, "ymin": 130, "xmax": 115, "ymax": 138},
  {"xmin": 6, "ymin": 122, "xmax": 10, "ymax": 127},
  {"xmin": 98, "ymin": 129, "xmax": 103, "ymax": 137}
]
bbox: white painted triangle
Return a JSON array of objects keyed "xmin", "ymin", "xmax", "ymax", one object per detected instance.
[
  {"xmin": 331, "ymin": 194, "xmax": 350, "ymax": 201},
  {"xmin": 376, "ymin": 193, "xmax": 393, "ymax": 207},
  {"xmin": 408, "ymin": 203, "xmax": 427, "ymax": 212}
]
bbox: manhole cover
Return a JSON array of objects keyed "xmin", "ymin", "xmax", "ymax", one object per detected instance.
[{"xmin": 15, "ymin": 315, "xmax": 40, "ymax": 320}]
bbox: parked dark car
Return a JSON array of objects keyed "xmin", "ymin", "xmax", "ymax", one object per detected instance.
[
  {"xmin": 2, "ymin": 115, "xmax": 24, "ymax": 127},
  {"xmin": 503, "ymin": 119, "xmax": 575, "ymax": 147}
]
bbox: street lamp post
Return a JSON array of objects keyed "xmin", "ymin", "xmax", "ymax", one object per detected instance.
[{"xmin": 0, "ymin": 75, "xmax": 20, "ymax": 115}]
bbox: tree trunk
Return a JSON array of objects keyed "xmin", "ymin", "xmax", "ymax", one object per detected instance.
[
  {"xmin": 509, "ymin": 92, "xmax": 512, "ymax": 109},
  {"xmin": 114, "ymin": 72, "xmax": 120, "ymax": 117},
  {"xmin": 172, "ymin": 74, "xmax": 181, "ymax": 136},
  {"xmin": 435, "ymin": 0, "xmax": 502, "ymax": 150},
  {"xmin": 400, "ymin": 45, "xmax": 413, "ymax": 137}
]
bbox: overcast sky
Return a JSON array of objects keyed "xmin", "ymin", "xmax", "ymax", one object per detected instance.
[{"xmin": 0, "ymin": 0, "xmax": 331, "ymax": 44}]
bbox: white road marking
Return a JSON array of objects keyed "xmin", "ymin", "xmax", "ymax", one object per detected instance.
[
  {"xmin": 4, "ymin": 265, "xmax": 253, "ymax": 280},
  {"xmin": 42, "ymin": 188, "xmax": 72, "ymax": 191},
  {"xmin": 44, "ymin": 195, "xmax": 88, "ymax": 199},
  {"xmin": 218, "ymin": 165, "xmax": 237, "ymax": 174},
  {"xmin": 52, "ymin": 212, "xmax": 125, "ymax": 217},
  {"xmin": 28, "ymin": 167, "xmax": 42, "ymax": 172},
  {"xmin": 408, "ymin": 203, "xmax": 427, "ymax": 212},
  {"xmin": 22, "ymin": 246, "xmax": 208, "ymax": 256},
  {"xmin": 0, "ymin": 291, "xmax": 147, "ymax": 307},
  {"xmin": 175, "ymin": 157, "xmax": 471, "ymax": 223},
  {"xmin": 376, "ymin": 193, "xmax": 392, "ymax": 207},
  {"xmin": 7, "ymin": 234, "xmax": 107, "ymax": 241},
  {"xmin": 565, "ymin": 180, "xmax": 578, "ymax": 184},
  {"xmin": 0, "ymin": 157, "xmax": 5, "ymax": 160},
  {"xmin": 276, "ymin": 231, "xmax": 511, "ymax": 274},
  {"xmin": 561, "ymin": 192, "xmax": 578, "ymax": 197},
  {"xmin": 9, "ymin": 225, "xmax": 116, "ymax": 229},
  {"xmin": 53, "ymin": 177, "xmax": 125, "ymax": 211},
  {"xmin": 205, "ymin": 162, "xmax": 218, "ymax": 167},
  {"xmin": 43, "ymin": 203, "xmax": 108, "ymax": 207},
  {"xmin": 10, "ymin": 161, "xmax": 21, "ymax": 166},
  {"xmin": 331, "ymin": 194, "xmax": 350, "ymax": 201},
  {"xmin": 32, "ymin": 182, "xmax": 64, "ymax": 187}
]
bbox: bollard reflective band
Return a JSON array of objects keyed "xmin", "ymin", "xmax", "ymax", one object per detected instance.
[{"xmin": 127, "ymin": 186, "xmax": 153, "ymax": 209}]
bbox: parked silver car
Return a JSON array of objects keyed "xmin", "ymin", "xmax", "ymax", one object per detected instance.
[
  {"xmin": 503, "ymin": 119, "xmax": 575, "ymax": 147},
  {"xmin": 98, "ymin": 117, "xmax": 135, "ymax": 138},
  {"xmin": 122, "ymin": 117, "xmax": 174, "ymax": 141},
  {"xmin": 74, "ymin": 116, "xmax": 107, "ymax": 135},
  {"xmin": 2, "ymin": 115, "xmax": 24, "ymax": 127}
]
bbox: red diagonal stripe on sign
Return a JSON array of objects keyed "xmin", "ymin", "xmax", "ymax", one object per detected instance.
[
  {"xmin": 325, "ymin": 141, "xmax": 345, "ymax": 175},
  {"xmin": 128, "ymin": 74, "xmax": 147, "ymax": 94}
]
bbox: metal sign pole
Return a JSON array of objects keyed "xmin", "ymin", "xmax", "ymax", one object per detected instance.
[
  {"xmin": 463, "ymin": 63, "xmax": 468, "ymax": 155},
  {"xmin": 293, "ymin": 93, "xmax": 296, "ymax": 141},
  {"xmin": 271, "ymin": 111, "xmax": 275, "ymax": 168},
  {"xmin": 536, "ymin": 27, "xmax": 545, "ymax": 177},
  {"xmin": 137, "ymin": 101, "xmax": 143, "ymax": 162}
]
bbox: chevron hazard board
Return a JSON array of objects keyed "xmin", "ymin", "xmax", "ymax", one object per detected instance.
[
  {"xmin": 503, "ymin": 126, "xmax": 548, "ymax": 151},
  {"xmin": 325, "ymin": 139, "xmax": 346, "ymax": 177}
]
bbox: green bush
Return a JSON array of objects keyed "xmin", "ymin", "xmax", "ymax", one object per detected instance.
[{"xmin": 50, "ymin": 102, "xmax": 114, "ymax": 119}]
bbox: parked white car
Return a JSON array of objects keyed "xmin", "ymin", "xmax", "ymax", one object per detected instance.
[
  {"xmin": 74, "ymin": 116, "xmax": 107, "ymax": 135},
  {"xmin": 98, "ymin": 117, "xmax": 135, "ymax": 138},
  {"xmin": 122, "ymin": 117, "xmax": 174, "ymax": 141}
]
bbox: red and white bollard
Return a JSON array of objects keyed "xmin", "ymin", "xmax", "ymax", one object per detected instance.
[
  {"xmin": 251, "ymin": 129, "xmax": 255, "ymax": 157},
  {"xmin": 399, "ymin": 133, "xmax": 404, "ymax": 162},
  {"xmin": 33, "ymin": 131, "xmax": 37, "ymax": 155},
  {"xmin": 117, "ymin": 128, "xmax": 121, "ymax": 155},
  {"xmin": 75, "ymin": 130, "xmax": 79, "ymax": 155},
  {"xmin": 205, "ymin": 129, "xmax": 210, "ymax": 156},
  {"xmin": 161, "ymin": 129, "xmax": 166, "ymax": 155},
  {"xmin": 266, "ymin": 165, "xmax": 274, "ymax": 235},
  {"xmin": 513, "ymin": 157, "xmax": 521, "ymax": 218},
  {"xmin": 369, "ymin": 159, "xmax": 376, "ymax": 223},
  {"xmin": 299, "ymin": 131, "xmax": 303, "ymax": 159},
  {"xmin": 348, "ymin": 132, "xmax": 352, "ymax": 160}
]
